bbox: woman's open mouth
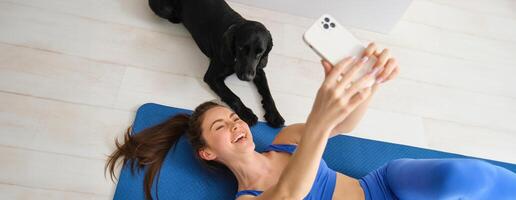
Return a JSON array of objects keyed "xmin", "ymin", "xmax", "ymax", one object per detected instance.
[{"xmin": 232, "ymin": 132, "xmax": 247, "ymax": 143}]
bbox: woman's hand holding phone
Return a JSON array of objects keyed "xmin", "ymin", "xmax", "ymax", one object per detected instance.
[
  {"xmin": 321, "ymin": 42, "xmax": 400, "ymax": 90},
  {"xmin": 319, "ymin": 42, "xmax": 400, "ymax": 134},
  {"xmin": 306, "ymin": 56, "xmax": 382, "ymax": 133},
  {"xmin": 302, "ymin": 15, "xmax": 399, "ymax": 134}
]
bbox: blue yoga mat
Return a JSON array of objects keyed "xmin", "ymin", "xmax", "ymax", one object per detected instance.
[{"xmin": 114, "ymin": 103, "xmax": 516, "ymax": 200}]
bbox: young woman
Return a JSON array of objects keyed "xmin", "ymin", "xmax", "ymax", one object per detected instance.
[{"xmin": 106, "ymin": 43, "xmax": 516, "ymax": 200}]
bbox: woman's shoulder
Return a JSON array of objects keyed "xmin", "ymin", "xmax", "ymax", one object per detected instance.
[{"xmin": 270, "ymin": 123, "xmax": 305, "ymax": 145}]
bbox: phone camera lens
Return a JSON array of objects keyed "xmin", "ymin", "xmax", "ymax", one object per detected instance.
[
  {"xmin": 330, "ymin": 23, "xmax": 335, "ymax": 28},
  {"xmin": 323, "ymin": 23, "xmax": 329, "ymax": 29},
  {"xmin": 324, "ymin": 17, "xmax": 330, "ymax": 22}
]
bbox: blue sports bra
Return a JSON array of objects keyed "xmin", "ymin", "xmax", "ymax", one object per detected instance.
[{"xmin": 235, "ymin": 144, "xmax": 337, "ymax": 200}]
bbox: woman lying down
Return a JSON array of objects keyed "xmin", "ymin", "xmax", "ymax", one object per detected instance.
[{"xmin": 106, "ymin": 43, "xmax": 516, "ymax": 200}]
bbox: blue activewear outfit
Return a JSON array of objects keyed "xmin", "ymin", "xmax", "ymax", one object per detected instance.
[
  {"xmin": 360, "ymin": 158, "xmax": 516, "ymax": 200},
  {"xmin": 235, "ymin": 144, "xmax": 516, "ymax": 200}
]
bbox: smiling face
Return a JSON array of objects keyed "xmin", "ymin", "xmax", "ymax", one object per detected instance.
[{"xmin": 197, "ymin": 106, "xmax": 255, "ymax": 163}]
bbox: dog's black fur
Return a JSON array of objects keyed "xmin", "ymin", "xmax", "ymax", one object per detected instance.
[{"xmin": 149, "ymin": 0, "xmax": 285, "ymax": 127}]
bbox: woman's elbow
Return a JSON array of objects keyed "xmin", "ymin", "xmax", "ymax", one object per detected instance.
[
  {"xmin": 343, "ymin": 125, "xmax": 356, "ymax": 133},
  {"xmin": 330, "ymin": 126, "xmax": 355, "ymax": 137}
]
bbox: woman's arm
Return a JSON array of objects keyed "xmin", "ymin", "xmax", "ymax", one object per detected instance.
[
  {"xmin": 243, "ymin": 123, "xmax": 335, "ymax": 200},
  {"xmin": 272, "ymin": 56, "xmax": 378, "ymax": 199},
  {"xmin": 271, "ymin": 91, "xmax": 374, "ymax": 145},
  {"xmin": 243, "ymin": 44, "xmax": 399, "ymax": 200},
  {"xmin": 329, "ymin": 89, "xmax": 375, "ymax": 136}
]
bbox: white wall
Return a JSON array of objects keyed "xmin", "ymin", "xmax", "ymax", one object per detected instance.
[{"xmin": 229, "ymin": 0, "xmax": 414, "ymax": 33}]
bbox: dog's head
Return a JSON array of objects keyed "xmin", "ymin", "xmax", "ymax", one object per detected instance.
[{"xmin": 222, "ymin": 21, "xmax": 273, "ymax": 81}]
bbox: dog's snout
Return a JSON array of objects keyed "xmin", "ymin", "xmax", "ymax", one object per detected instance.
[
  {"xmin": 245, "ymin": 69, "xmax": 256, "ymax": 79},
  {"xmin": 244, "ymin": 73, "xmax": 255, "ymax": 80},
  {"xmin": 236, "ymin": 70, "xmax": 255, "ymax": 81}
]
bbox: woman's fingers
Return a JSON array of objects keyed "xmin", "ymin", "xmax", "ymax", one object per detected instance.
[
  {"xmin": 386, "ymin": 67, "xmax": 400, "ymax": 82},
  {"xmin": 343, "ymin": 66, "xmax": 382, "ymax": 99},
  {"xmin": 375, "ymin": 48, "xmax": 390, "ymax": 70},
  {"xmin": 335, "ymin": 56, "xmax": 369, "ymax": 92},
  {"xmin": 362, "ymin": 42, "xmax": 377, "ymax": 58},
  {"xmin": 376, "ymin": 58, "xmax": 398, "ymax": 84},
  {"xmin": 321, "ymin": 60, "xmax": 333, "ymax": 78},
  {"xmin": 324, "ymin": 56, "xmax": 356, "ymax": 86}
]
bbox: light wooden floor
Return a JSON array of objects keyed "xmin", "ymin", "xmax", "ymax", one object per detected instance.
[{"xmin": 1, "ymin": 0, "xmax": 515, "ymax": 199}]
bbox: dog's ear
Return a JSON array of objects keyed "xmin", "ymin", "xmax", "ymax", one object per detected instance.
[
  {"xmin": 258, "ymin": 31, "xmax": 273, "ymax": 69},
  {"xmin": 222, "ymin": 23, "xmax": 240, "ymax": 63}
]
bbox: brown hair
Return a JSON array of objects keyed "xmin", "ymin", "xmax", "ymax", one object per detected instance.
[{"xmin": 105, "ymin": 101, "xmax": 225, "ymax": 200}]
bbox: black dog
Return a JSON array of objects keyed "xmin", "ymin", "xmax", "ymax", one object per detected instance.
[{"xmin": 149, "ymin": 0, "xmax": 285, "ymax": 127}]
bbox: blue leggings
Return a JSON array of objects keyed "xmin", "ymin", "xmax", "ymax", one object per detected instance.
[{"xmin": 359, "ymin": 158, "xmax": 516, "ymax": 200}]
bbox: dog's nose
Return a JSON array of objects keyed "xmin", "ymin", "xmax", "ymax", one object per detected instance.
[
  {"xmin": 236, "ymin": 73, "xmax": 251, "ymax": 81},
  {"xmin": 244, "ymin": 72, "xmax": 255, "ymax": 80}
]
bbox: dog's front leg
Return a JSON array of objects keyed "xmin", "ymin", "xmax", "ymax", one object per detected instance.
[
  {"xmin": 204, "ymin": 62, "xmax": 258, "ymax": 126},
  {"xmin": 253, "ymin": 68, "xmax": 285, "ymax": 127}
]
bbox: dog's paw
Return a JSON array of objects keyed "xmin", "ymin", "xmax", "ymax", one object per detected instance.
[
  {"xmin": 239, "ymin": 108, "xmax": 258, "ymax": 127},
  {"xmin": 265, "ymin": 111, "xmax": 285, "ymax": 128}
]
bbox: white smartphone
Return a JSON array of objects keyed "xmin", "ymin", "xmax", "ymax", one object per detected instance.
[{"xmin": 303, "ymin": 14, "xmax": 375, "ymax": 87}]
